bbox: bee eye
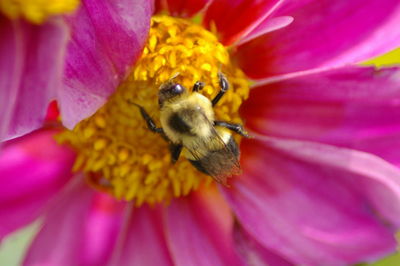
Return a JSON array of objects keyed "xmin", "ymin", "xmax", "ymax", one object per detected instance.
[
  {"xmin": 171, "ymin": 84, "xmax": 184, "ymax": 95},
  {"xmin": 159, "ymin": 83, "xmax": 186, "ymax": 106}
]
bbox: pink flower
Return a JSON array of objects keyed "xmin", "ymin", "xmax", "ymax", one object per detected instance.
[{"xmin": 2, "ymin": 0, "xmax": 400, "ymax": 265}]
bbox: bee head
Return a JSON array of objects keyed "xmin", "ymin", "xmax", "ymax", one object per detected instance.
[{"xmin": 159, "ymin": 82, "xmax": 186, "ymax": 106}]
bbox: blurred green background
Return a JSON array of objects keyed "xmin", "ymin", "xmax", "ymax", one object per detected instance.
[{"xmin": 0, "ymin": 49, "xmax": 400, "ymax": 266}]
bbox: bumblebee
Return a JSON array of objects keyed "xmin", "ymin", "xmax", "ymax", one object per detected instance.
[{"xmin": 133, "ymin": 73, "xmax": 249, "ymax": 184}]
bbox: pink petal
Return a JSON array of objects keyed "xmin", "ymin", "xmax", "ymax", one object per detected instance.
[
  {"xmin": 115, "ymin": 205, "xmax": 173, "ymax": 266},
  {"xmin": 203, "ymin": 0, "xmax": 284, "ymax": 45},
  {"xmin": 163, "ymin": 188, "xmax": 242, "ymax": 266},
  {"xmin": 237, "ymin": 16, "xmax": 294, "ymax": 46},
  {"xmin": 260, "ymin": 136, "xmax": 400, "ymax": 228},
  {"xmin": 0, "ymin": 17, "xmax": 69, "ymax": 141},
  {"xmin": 233, "ymin": 223, "xmax": 294, "ymax": 266},
  {"xmin": 80, "ymin": 193, "xmax": 126, "ymax": 265},
  {"xmin": 272, "ymin": 0, "xmax": 315, "ymax": 14},
  {"xmin": 0, "ymin": 129, "xmax": 75, "ymax": 240},
  {"xmin": 242, "ymin": 66, "xmax": 400, "ymax": 167},
  {"xmin": 23, "ymin": 178, "xmax": 126, "ymax": 265},
  {"xmin": 159, "ymin": 0, "xmax": 211, "ymax": 17},
  {"xmin": 225, "ymin": 137, "xmax": 399, "ymax": 265},
  {"xmin": 153, "ymin": 0, "xmax": 162, "ymax": 14},
  {"xmin": 235, "ymin": 0, "xmax": 400, "ymax": 78},
  {"xmin": 60, "ymin": 0, "xmax": 152, "ymax": 129}
]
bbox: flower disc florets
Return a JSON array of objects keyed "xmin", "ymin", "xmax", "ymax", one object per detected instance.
[
  {"xmin": 58, "ymin": 15, "xmax": 249, "ymax": 205},
  {"xmin": 0, "ymin": 0, "xmax": 79, "ymax": 24}
]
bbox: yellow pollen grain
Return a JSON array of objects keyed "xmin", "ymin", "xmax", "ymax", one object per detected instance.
[
  {"xmin": 94, "ymin": 138, "xmax": 107, "ymax": 151},
  {"xmin": 57, "ymin": 15, "xmax": 249, "ymax": 206},
  {"xmin": 0, "ymin": 0, "xmax": 79, "ymax": 24}
]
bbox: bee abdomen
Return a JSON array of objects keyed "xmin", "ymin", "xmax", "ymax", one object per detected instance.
[{"xmin": 188, "ymin": 136, "xmax": 239, "ymax": 178}]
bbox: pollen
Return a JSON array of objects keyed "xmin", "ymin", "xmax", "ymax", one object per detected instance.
[
  {"xmin": 58, "ymin": 15, "xmax": 250, "ymax": 206},
  {"xmin": 0, "ymin": 0, "xmax": 79, "ymax": 24}
]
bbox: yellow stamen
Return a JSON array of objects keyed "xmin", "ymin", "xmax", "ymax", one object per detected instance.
[
  {"xmin": 0, "ymin": 0, "xmax": 79, "ymax": 24},
  {"xmin": 58, "ymin": 15, "xmax": 250, "ymax": 206}
]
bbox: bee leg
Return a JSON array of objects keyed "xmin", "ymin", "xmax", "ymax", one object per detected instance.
[
  {"xmin": 214, "ymin": 120, "xmax": 250, "ymax": 138},
  {"xmin": 131, "ymin": 102, "xmax": 164, "ymax": 134},
  {"xmin": 170, "ymin": 144, "xmax": 183, "ymax": 164},
  {"xmin": 212, "ymin": 73, "xmax": 229, "ymax": 106},
  {"xmin": 192, "ymin": 81, "xmax": 205, "ymax": 92}
]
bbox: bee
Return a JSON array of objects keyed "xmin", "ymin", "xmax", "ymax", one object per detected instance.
[{"xmin": 133, "ymin": 73, "xmax": 249, "ymax": 184}]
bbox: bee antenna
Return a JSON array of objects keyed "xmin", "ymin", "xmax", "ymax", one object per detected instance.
[
  {"xmin": 126, "ymin": 100, "xmax": 141, "ymax": 108},
  {"xmin": 217, "ymin": 63, "xmax": 223, "ymax": 73},
  {"xmin": 169, "ymin": 72, "xmax": 180, "ymax": 81}
]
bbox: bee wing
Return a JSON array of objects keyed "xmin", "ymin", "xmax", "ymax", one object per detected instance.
[{"xmin": 185, "ymin": 119, "xmax": 241, "ymax": 185}]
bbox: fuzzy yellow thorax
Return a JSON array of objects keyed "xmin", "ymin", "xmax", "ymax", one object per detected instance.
[
  {"xmin": 0, "ymin": 0, "xmax": 79, "ymax": 24},
  {"xmin": 58, "ymin": 15, "xmax": 249, "ymax": 206}
]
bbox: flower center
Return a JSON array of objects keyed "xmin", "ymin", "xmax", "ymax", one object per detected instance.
[
  {"xmin": 0, "ymin": 0, "xmax": 79, "ymax": 24},
  {"xmin": 58, "ymin": 15, "xmax": 249, "ymax": 206}
]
